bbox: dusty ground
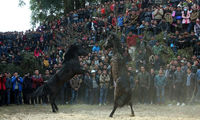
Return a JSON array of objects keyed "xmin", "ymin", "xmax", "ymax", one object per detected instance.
[{"xmin": 0, "ymin": 104, "xmax": 200, "ymax": 120}]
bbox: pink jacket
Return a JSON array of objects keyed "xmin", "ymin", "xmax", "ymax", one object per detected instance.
[{"xmin": 182, "ymin": 11, "xmax": 190, "ymax": 24}]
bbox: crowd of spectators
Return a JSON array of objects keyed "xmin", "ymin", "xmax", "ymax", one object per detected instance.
[{"xmin": 1, "ymin": 0, "xmax": 200, "ymax": 106}]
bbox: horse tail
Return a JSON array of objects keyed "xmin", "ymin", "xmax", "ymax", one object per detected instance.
[{"xmin": 32, "ymin": 84, "xmax": 49, "ymax": 97}]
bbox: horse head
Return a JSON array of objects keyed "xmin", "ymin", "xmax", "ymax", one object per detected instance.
[{"xmin": 63, "ymin": 44, "xmax": 88, "ymax": 63}]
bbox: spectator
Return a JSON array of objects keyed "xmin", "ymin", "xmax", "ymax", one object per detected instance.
[
  {"xmin": 0, "ymin": 73, "xmax": 6, "ymax": 106},
  {"xmin": 126, "ymin": 31, "xmax": 138, "ymax": 60},
  {"xmin": 5, "ymin": 72, "xmax": 11, "ymax": 105},
  {"xmin": 149, "ymin": 68, "xmax": 156, "ymax": 104},
  {"xmin": 23, "ymin": 73, "xmax": 32, "ymax": 104},
  {"xmin": 84, "ymin": 72, "xmax": 92, "ymax": 104},
  {"xmin": 184, "ymin": 68, "xmax": 196, "ymax": 103},
  {"xmin": 194, "ymin": 18, "xmax": 200, "ymax": 39},
  {"xmin": 99, "ymin": 69, "xmax": 110, "ymax": 106},
  {"xmin": 31, "ymin": 70, "xmax": 43, "ymax": 104},
  {"xmin": 70, "ymin": 75, "xmax": 82, "ymax": 104},
  {"xmin": 154, "ymin": 70, "xmax": 166, "ymax": 104},
  {"xmin": 11, "ymin": 72, "xmax": 23, "ymax": 105},
  {"xmin": 173, "ymin": 66, "xmax": 185, "ymax": 106},
  {"xmin": 92, "ymin": 43, "xmax": 100, "ymax": 53},
  {"xmin": 136, "ymin": 66, "xmax": 150, "ymax": 104},
  {"xmin": 90, "ymin": 70, "xmax": 99, "ymax": 104}
]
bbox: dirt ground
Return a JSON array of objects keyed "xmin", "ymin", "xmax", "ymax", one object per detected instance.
[{"xmin": 0, "ymin": 104, "xmax": 200, "ymax": 120}]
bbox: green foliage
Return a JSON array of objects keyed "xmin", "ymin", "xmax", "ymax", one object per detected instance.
[
  {"xmin": 177, "ymin": 47, "xmax": 193, "ymax": 59},
  {"xmin": 0, "ymin": 53, "xmax": 44, "ymax": 75}
]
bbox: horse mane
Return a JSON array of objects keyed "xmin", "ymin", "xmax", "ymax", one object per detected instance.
[
  {"xmin": 109, "ymin": 32, "xmax": 124, "ymax": 55},
  {"xmin": 63, "ymin": 45, "xmax": 78, "ymax": 63}
]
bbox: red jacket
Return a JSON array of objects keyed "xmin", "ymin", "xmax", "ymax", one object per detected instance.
[
  {"xmin": 126, "ymin": 35, "xmax": 138, "ymax": 48},
  {"xmin": 32, "ymin": 75, "xmax": 43, "ymax": 89},
  {"xmin": 0, "ymin": 76, "xmax": 6, "ymax": 90}
]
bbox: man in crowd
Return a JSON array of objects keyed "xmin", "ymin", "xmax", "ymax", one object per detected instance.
[
  {"xmin": 154, "ymin": 70, "xmax": 166, "ymax": 104},
  {"xmin": 136, "ymin": 66, "xmax": 150, "ymax": 104},
  {"xmin": 184, "ymin": 68, "xmax": 196, "ymax": 103},
  {"xmin": 70, "ymin": 75, "xmax": 82, "ymax": 104},
  {"xmin": 90, "ymin": 70, "xmax": 99, "ymax": 104},
  {"xmin": 31, "ymin": 70, "xmax": 43, "ymax": 104},
  {"xmin": 11, "ymin": 72, "xmax": 23, "ymax": 105},
  {"xmin": 99, "ymin": 69, "xmax": 110, "ymax": 106},
  {"xmin": 173, "ymin": 66, "xmax": 185, "ymax": 106},
  {"xmin": 0, "ymin": 73, "xmax": 6, "ymax": 106}
]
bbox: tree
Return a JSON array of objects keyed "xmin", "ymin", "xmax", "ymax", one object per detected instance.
[{"xmin": 19, "ymin": 0, "xmax": 88, "ymax": 26}]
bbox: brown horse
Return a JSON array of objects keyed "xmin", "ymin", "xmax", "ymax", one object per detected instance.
[{"xmin": 104, "ymin": 32, "xmax": 135, "ymax": 117}]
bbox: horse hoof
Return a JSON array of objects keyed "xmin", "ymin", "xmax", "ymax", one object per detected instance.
[
  {"xmin": 130, "ymin": 114, "xmax": 135, "ymax": 117},
  {"xmin": 53, "ymin": 110, "xmax": 57, "ymax": 113},
  {"xmin": 109, "ymin": 115, "xmax": 113, "ymax": 118}
]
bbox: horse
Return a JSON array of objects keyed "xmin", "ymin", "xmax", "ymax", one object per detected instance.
[
  {"xmin": 104, "ymin": 32, "xmax": 135, "ymax": 117},
  {"xmin": 33, "ymin": 44, "xmax": 88, "ymax": 112}
]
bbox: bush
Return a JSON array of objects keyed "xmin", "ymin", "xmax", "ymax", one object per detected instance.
[{"xmin": 0, "ymin": 52, "xmax": 44, "ymax": 75}]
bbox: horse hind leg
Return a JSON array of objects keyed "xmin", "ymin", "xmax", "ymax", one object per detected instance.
[
  {"xmin": 129, "ymin": 103, "xmax": 135, "ymax": 117},
  {"xmin": 50, "ymin": 96, "xmax": 56, "ymax": 113},
  {"xmin": 54, "ymin": 103, "xmax": 59, "ymax": 112},
  {"xmin": 109, "ymin": 104, "xmax": 118, "ymax": 117}
]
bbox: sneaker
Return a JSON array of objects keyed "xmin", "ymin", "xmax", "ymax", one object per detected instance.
[
  {"xmin": 181, "ymin": 103, "xmax": 185, "ymax": 106},
  {"xmin": 103, "ymin": 103, "xmax": 107, "ymax": 106},
  {"xmin": 176, "ymin": 102, "xmax": 180, "ymax": 106},
  {"xmin": 99, "ymin": 103, "xmax": 102, "ymax": 106},
  {"xmin": 168, "ymin": 104, "xmax": 172, "ymax": 106}
]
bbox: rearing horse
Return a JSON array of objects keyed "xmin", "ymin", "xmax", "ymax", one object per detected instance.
[
  {"xmin": 104, "ymin": 32, "xmax": 135, "ymax": 117},
  {"xmin": 33, "ymin": 44, "xmax": 88, "ymax": 112}
]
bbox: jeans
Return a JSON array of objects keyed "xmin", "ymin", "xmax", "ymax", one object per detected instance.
[
  {"xmin": 70, "ymin": 89, "xmax": 78, "ymax": 104},
  {"xmin": 139, "ymin": 86, "xmax": 148, "ymax": 103},
  {"xmin": 85, "ymin": 88, "xmax": 90, "ymax": 104},
  {"xmin": 90, "ymin": 88, "xmax": 98, "ymax": 104},
  {"xmin": 14, "ymin": 89, "xmax": 22, "ymax": 105},
  {"xmin": 195, "ymin": 84, "xmax": 200, "ymax": 102},
  {"xmin": 156, "ymin": 86, "xmax": 165, "ymax": 103},
  {"xmin": 99, "ymin": 86, "xmax": 108, "ymax": 104},
  {"xmin": 7, "ymin": 89, "xmax": 10, "ymax": 105}
]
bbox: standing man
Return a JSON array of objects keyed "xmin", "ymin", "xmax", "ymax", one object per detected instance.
[
  {"xmin": 70, "ymin": 75, "xmax": 82, "ymax": 104},
  {"xmin": 5, "ymin": 72, "xmax": 11, "ymax": 105},
  {"xmin": 31, "ymin": 70, "xmax": 43, "ymax": 104},
  {"xmin": 11, "ymin": 72, "xmax": 23, "ymax": 105},
  {"xmin": 99, "ymin": 69, "xmax": 110, "ymax": 106},
  {"xmin": 154, "ymin": 70, "xmax": 166, "ymax": 104},
  {"xmin": 43, "ymin": 70, "xmax": 51, "ymax": 104},
  {"xmin": 90, "ymin": 70, "xmax": 99, "ymax": 104},
  {"xmin": 173, "ymin": 66, "xmax": 185, "ymax": 106},
  {"xmin": 0, "ymin": 73, "xmax": 6, "ymax": 106},
  {"xmin": 136, "ymin": 66, "xmax": 150, "ymax": 104},
  {"xmin": 84, "ymin": 72, "xmax": 92, "ymax": 104},
  {"xmin": 149, "ymin": 68, "xmax": 156, "ymax": 104},
  {"xmin": 185, "ymin": 68, "xmax": 196, "ymax": 103},
  {"xmin": 23, "ymin": 73, "xmax": 32, "ymax": 104}
]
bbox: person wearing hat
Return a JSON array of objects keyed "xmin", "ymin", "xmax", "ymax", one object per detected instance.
[{"xmin": 90, "ymin": 70, "xmax": 99, "ymax": 105}]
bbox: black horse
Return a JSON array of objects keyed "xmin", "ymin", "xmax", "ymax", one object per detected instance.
[
  {"xmin": 104, "ymin": 32, "xmax": 134, "ymax": 117},
  {"xmin": 33, "ymin": 44, "xmax": 88, "ymax": 112}
]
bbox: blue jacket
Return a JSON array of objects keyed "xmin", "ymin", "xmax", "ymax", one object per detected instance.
[
  {"xmin": 11, "ymin": 76, "xmax": 23, "ymax": 91},
  {"xmin": 117, "ymin": 16, "xmax": 124, "ymax": 27},
  {"xmin": 92, "ymin": 46, "xmax": 100, "ymax": 52},
  {"xmin": 154, "ymin": 74, "xmax": 166, "ymax": 87}
]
